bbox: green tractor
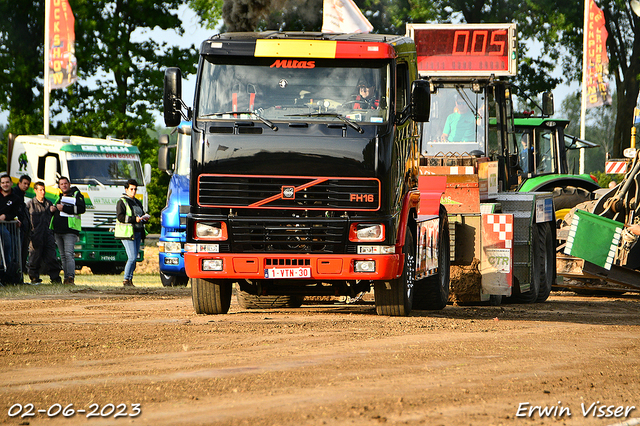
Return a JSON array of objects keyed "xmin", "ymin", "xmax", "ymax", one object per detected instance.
[{"xmin": 511, "ymin": 116, "xmax": 600, "ymax": 224}]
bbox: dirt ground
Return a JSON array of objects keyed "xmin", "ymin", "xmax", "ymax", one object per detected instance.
[{"xmin": 1, "ymin": 284, "xmax": 639, "ymax": 426}]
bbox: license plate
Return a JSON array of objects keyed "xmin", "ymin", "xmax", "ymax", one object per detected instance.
[{"xmin": 264, "ymin": 267, "xmax": 311, "ymax": 279}]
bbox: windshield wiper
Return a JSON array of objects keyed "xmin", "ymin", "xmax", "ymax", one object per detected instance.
[
  {"xmin": 77, "ymin": 177, "xmax": 106, "ymax": 187},
  {"xmin": 200, "ymin": 111, "xmax": 278, "ymax": 131},
  {"xmin": 285, "ymin": 113, "xmax": 364, "ymax": 134}
]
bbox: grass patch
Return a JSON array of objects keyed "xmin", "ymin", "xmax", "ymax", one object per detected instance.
[{"xmin": 0, "ymin": 273, "xmax": 174, "ymax": 297}]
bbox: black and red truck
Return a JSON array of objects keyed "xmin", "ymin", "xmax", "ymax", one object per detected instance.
[{"xmin": 163, "ymin": 32, "xmax": 449, "ymax": 316}]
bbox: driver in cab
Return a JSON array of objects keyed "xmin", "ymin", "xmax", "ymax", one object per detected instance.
[
  {"xmin": 353, "ymin": 77, "xmax": 379, "ymax": 109},
  {"xmin": 441, "ymin": 98, "xmax": 476, "ymax": 142}
]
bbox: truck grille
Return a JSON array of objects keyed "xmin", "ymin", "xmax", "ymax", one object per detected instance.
[
  {"xmin": 92, "ymin": 213, "xmax": 117, "ymax": 228},
  {"xmin": 198, "ymin": 174, "xmax": 380, "ymax": 211},
  {"xmin": 230, "ymin": 218, "xmax": 347, "ymax": 253},
  {"xmin": 82, "ymin": 230, "xmax": 122, "ymax": 249}
]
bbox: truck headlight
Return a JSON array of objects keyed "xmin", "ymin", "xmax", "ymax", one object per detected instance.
[
  {"xmin": 354, "ymin": 260, "xmax": 376, "ymax": 272},
  {"xmin": 202, "ymin": 259, "xmax": 223, "ymax": 271},
  {"xmin": 349, "ymin": 223, "xmax": 385, "ymax": 242},
  {"xmin": 195, "ymin": 222, "xmax": 227, "ymax": 240},
  {"xmin": 160, "ymin": 242, "xmax": 182, "ymax": 253}
]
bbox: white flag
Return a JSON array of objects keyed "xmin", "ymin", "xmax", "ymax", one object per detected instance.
[{"xmin": 322, "ymin": 0, "xmax": 373, "ymax": 34}]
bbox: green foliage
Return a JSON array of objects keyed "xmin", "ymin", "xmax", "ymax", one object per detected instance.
[
  {"xmin": 591, "ymin": 171, "xmax": 624, "ymax": 189},
  {"xmin": 189, "ymin": 0, "xmax": 224, "ymax": 30},
  {"xmin": 0, "ymin": 0, "xmax": 200, "ymax": 234}
]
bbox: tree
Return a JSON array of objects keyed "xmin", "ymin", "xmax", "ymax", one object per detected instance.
[
  {"xmin": 561, "ymin": 90, "xmax": 617, "ymax": 173},
  {"xmin": 188, "ymin": 0, "xmax": 224, "ymax": 29},
  {"xmin": 0, "ymin": 1, "xmax": 46, "ymax": 139},
  {"xmin": 0, "ymin": 0, "xmax": 200, "ymax": 232}
]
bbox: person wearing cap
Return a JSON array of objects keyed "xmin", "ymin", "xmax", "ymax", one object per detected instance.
[{"xmin": 353, "ymin": 77, "xmax": 379, "ymax": 109}]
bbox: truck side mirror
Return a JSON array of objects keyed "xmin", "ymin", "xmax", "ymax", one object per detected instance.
[
  {"xmin": 410, "ymin": 80, "xmax": 430, "ymax": 123},
  {"xmin": 164, "ymin": 68, "xmax": 183, "ymax": 127},
  {"xmin": 542, "ymin": 92, "xmax": 554, "ymax": 116},
  {"xmin": 158, "ymin": 134, "xmax": 171, "ymax": 172}
]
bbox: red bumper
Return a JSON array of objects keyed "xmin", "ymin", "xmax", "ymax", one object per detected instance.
[{"xmin": 185, "ymin": 252, "xmax": 403, "ymax": 281}]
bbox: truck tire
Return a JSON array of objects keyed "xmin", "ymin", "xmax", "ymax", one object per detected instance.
[
  {"xmin": 236, "ymin": 291, "xmax": 304, "ymax": 309},
  {"xmin": 509, "ymin": 224, "xmax": 541, "ymax": 304},
  {"xmin": 161, "ymin": 273, "xmax": 189, "ymax": 287},
  {"xmin": 191, "ymin": 278, "xmax": 232, "ymax": 314},
  {"xmin": 413, "ymin": 207, "xmax": 450, "ymax": 310},
  {"xmin": 552, "ymin": 186, "xmax": 592, "ymax": 211},
  {"xmin": 535, "ymin": 222, "xmax": 556, "ymax": 302},
  {"xmin": 374, "ymin": 226, "xmax": 415, "ymax": 316}
]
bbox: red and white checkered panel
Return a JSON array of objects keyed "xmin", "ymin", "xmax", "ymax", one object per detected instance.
[
  {"xmin": 480, "ymin": 214, "xmax": 514, "ymax": 297},
  {"xmin": 484, "ymin": 214, "xmax": 513, "ymax": 248}
]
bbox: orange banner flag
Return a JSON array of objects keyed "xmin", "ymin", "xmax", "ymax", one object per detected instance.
[
  {"xmin": 49, "ymin": 0, "xmax": 77, "ymax": 89},
  {"xmin": 584, "ymin": 0, "xmax": 612, "ymax": 108}
]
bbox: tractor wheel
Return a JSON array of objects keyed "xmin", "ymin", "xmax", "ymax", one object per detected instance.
[
  {"xmin": 374, "ymin": 226, "xmax": 415, "ymax": 316},
  {"xmin": 552, "ymin": 186, "xmax": 592, "ymax": 211}
]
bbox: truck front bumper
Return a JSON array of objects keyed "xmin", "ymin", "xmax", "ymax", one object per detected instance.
[
  {"xmin": 185, "ymin": 253, "xmax": 403, "ymax": 281},
  {"xmin": 159, "ymin": 252, "xmax": 186, "ymax": 275}
]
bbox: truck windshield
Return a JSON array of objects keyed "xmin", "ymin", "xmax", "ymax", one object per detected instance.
[
  {"xmin": 421, "ymin": 86, "xmax": 485, "ymax": 156},
  {"xmin": 67, "ymin": 154, "xmax": 144, "ymax": 186},
  {"xmin": 197, "ymin": 57, "xmax": 389, "ymax": 124}
]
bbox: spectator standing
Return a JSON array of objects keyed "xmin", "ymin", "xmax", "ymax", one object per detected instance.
[
  {"xmin": 26, "ymin": 182, "xmax": 61, "ymax": 284},
  {"xmin": 115, "ymin": 179, "xmax": 148, "ymax": 287},
  {"xmin": 50, "ymin": 176, "xmax": 85, "ymax": 285},
  {"xmin": 13, "ymin": 175, "xmax": 32, "ymax": 273},
  {"xmin": 0, "ymin": 174, "xmax": 20, "ymax": 273}
]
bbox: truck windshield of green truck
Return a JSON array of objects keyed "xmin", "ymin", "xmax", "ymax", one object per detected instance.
[{"xmin": 66, "ymin": 153, "xmax": 145, "ymax": 186}]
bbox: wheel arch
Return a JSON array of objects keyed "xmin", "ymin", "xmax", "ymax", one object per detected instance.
[{"xmin": 520, "ymin": 176, "xmax": 600, "ymax": 193}]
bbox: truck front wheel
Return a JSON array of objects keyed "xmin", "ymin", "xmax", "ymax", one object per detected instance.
[
  {"xmin": 191, "ymin": 278, "xmax": 232, "ymax": 314},
  {"xmin": 161, "ymin": 273, "xmax": 189, "ymax": 287},
  {"xmin": 374, "ymin": 227, "xmax": 415, "ymax": 316}
]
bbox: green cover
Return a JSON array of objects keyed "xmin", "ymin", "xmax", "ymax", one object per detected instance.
[{"xmin": 564, "ymin": 210, "xmax": 622, "ymax": 270}]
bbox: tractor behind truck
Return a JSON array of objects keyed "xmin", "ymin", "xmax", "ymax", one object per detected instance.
[
  {"xmin": 407, "ymin": 23, "xmax": 558, "ymax": 304},
  {"xmin": 556, "ymin": 130, "xmax": 640, "ymax": 291},
  {"xmin": 163, "ymin": 31, "xmax": 452, "ymax": 316},
  {"xmin": 513, "ymin": 117, "xmax": 600, "ymax": 217},
  {"xmin": 7, "ymin": 134, "xmax": 151, "ymax": 273}
]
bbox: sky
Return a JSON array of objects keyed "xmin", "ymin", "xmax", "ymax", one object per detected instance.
[{"xmin": 3, "ymin": 5, "xmax": 578, "ymax": 131}]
